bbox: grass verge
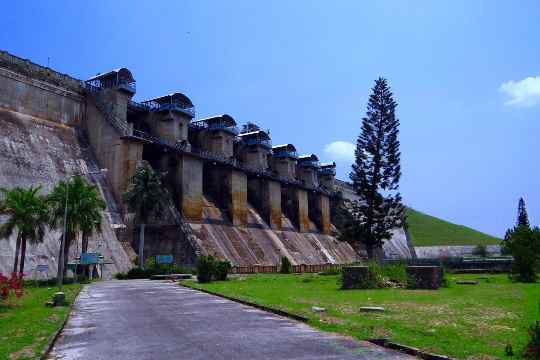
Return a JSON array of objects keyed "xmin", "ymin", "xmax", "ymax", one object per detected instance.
[
  {"xmin": 406, "ymin": 208, "xmax": 501, "ymax": 246},
  {"xmin": 189, "ymin": 273, "xmax": 540, "ymax": 359},
  {"xmin": 0, "ymin": 284, "xmax": 81, "ymax": 360}
]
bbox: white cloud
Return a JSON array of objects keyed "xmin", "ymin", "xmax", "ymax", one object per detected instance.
[
  {"xmin": 324, "ymin": 141, "xmax": 355, "ymax": 162},
  {"xmin": 499, "ymin": 76, "xmax": 540, "ymax": 107}
]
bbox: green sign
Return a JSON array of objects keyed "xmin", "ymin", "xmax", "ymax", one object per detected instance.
[
  {"xmin": 81, "ymin": 252, "xmax": 100, "ymax": 265},
  {"xmin": 156, "ymin": 255, "xmax": 173, "ymax": 264}
]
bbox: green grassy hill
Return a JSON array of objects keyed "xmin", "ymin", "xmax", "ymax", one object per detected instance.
[{"xmin": 406, "ymin": 208, "xmax": 501, "ymax": 247}]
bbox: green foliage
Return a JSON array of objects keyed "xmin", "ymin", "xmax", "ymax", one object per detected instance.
[
  {"xmin": 319, "ymin": 267, "xmax": 342, "ymax": 276},
  {"xmin": 115, "ymin": 258, "xmax": 194, "ymax": 280},
  {"xmin": 0, "ymin": 284, "xmax": 81, "ymax": 359},
  {"xmin": 406, "ymin": 208, "xmax": 501, "ymax": 246},
  {"xmin": 214, "ymin": 260, "xmax": 232, "ymax": 281},
  {"xmin": 349, "ymin": 78, "xmax": 404, "ymax": 258},
  {"xmin": 341, "ymin": 262, "xmax": 409, "ymax": 289},
  {"xmin": 472, "ymin": 244, "xmax": 488, "ymax": 258},
  {"xmin": 280, "ymin": 256, "xmax": 292, "ymax": 274},
  {"xmin": 196, "ymin": 255, "xmax": 216, "ymax": 283},
  {"xmin": 524, "ymin": 321, "xmax": 540, "ymax": 358},
  {"xmin": 505, "ymin": 226, "xmax": 540, "ymax": 282},
  {"xmin": 47, "ymin": 176, "xmax": 106, "ymax": 278},
  {"xmin": 0, "ymin": 186, "xmax": 48, "ymax": 275},
  {"xmin": 505, "ymin": 344, "xmax": 514, "ymax": 356},
  {"xmin": 122, "ymin": 162, "xmax": 169, "ymax": 223}
]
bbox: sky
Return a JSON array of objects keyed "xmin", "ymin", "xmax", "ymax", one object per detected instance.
[{"xmin": 1, "ymin": 1, "xmax": 539, "ymax": 237}]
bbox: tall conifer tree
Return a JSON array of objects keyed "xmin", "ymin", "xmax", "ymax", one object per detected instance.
[
  {"xmin": 349, "ymin": 77, "xmax": 404, "ymax": 258},
  {"xmin": 517, "ymin": 197, "xmax": 530, "ymax": 229}
]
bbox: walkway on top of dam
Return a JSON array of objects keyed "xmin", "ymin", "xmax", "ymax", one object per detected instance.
[{"xmin": 47, "ymin": 280, "xmax": 413, "ymax": 360}]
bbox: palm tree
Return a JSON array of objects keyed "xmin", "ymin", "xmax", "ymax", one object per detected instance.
[
  {"xmin": 0, "ymin": 186, "xmax": 48, "ymax": 276},
  {"xmin": 48, "ymin": 176, "xmax": 106, "ymax": 278},
  {"xmin": 123, "ymin": 162, "xmax": 169, "ymax": 268}
]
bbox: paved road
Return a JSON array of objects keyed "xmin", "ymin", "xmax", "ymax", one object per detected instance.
[{"xmin": 48, "ymin": 280, "xmax": 412, "ymax": 360}]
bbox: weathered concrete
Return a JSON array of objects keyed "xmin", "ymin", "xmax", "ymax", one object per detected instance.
[
  {"xmin": 48, "ymin": 280, "xmax": 411, "ymax": 360},
  {"xmin": 309, "ymin": 193, "xmax": 331, "ymax": 235},
  {"xmin": 0, "ymin": 108, "xmax": 132, "ymax": 278},
  {"xmin": 176, "ymin": 153, "xmax": 203, "ymax": 221},
  {"xmin": 188, "ymin": 196, "xmax": 356, "ymax": 266},
  {"xmin": 271, "ymin": 156, "xmax": 296, "ymax": 180},
  {"xmin": 247, "ymin": 178, "xmax": 282, "ymax": 230}
]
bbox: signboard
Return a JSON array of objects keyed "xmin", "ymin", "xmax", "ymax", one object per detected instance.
[
  {"xmin": 156, "ymin": 255, "xmax": 173, "ymax": 264},
  {"xmin": 80, "ymin": 252, "xmax": 100, "ymax": 265},
  {"xmin": 36, "ymin": 264, "xmax": 49, "ymax": 272}
]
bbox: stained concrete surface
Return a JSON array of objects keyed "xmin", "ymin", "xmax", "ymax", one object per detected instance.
[{"xmin": 48, "ymin": 280, "xmax": 413, "ymax": 360}]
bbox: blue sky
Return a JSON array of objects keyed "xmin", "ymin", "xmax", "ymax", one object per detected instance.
[{"xmin": 2, "ymin": 1, "xmax": 539, "ymax": 237}]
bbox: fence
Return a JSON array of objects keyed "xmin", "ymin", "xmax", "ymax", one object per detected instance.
[
  {"xmin": 230, "ymin": 263, "xmax": 344, "ymax": 274},
  {"xmin": 384, "ymin": 257, "xmax": 514, "ymax": 272}
]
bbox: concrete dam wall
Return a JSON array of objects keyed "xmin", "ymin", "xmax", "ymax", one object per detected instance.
[
  {"xmin": 0, "ymin": 49, "xmax": 360, "ymax": 276},
  {"xmin": 0, "ymin": 52, "xmax": 132, "ymax": 278}
]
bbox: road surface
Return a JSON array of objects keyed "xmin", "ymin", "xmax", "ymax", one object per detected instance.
[{"xmin": 48, "ymin": 280, "xmax": 412, "ymax": 359}]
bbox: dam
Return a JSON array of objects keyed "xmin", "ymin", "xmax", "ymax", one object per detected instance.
[{"xmin": 0, "ymin": 50, "xmax": 360, "ymax": 277}]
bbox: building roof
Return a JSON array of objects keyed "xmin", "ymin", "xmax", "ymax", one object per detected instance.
[
  {"xmin": 87, "ymin": 68, "xmax": 134, "ymax": 83},
  {"xmin": 142, "ymin": 92, "xmax": 193, "ymax": 106},
  {"xmin": 238, "ymin": 130, "xmax": 271, "ymax": 140},
  {"xmin": 272, "ymin": 144, "xmax": 297, "ymax": 152},
  {"xmin": 298, "ymin": 154, "xmax": 319, "ymax": 162},
  {"xmin": 193, "ymin": 114, "xmax": 237, "ymax": 127},
  {"xmin": 320, "ymin": 162, "xmax": 336, "ymax": 168}
]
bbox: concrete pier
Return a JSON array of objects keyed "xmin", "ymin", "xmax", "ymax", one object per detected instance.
[
  {"xmin": 176, "ymin": 154, "xmax": 203, "ymax": 221},
  {"xmin": 248, "ymin": 178, "xmax": 282, "ymax": 229}
]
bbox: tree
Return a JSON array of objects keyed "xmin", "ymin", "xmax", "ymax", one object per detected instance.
[
  {"xmin": 502, "ymin": 197, "xmax": 532, "ymax": 255},
  {"xmin": 348, "ymin": 77, "xmax": 404, "ymax": 259},
  {"xmin": 0, "ymin": 186, "xmax": 48, "ymax": 276},
  {"xmin": 505, "ymin": 225, "xmax": 540, "ymax": 282},
  {"xmin": 517, "ymin": 197, "xmax": 530, "ymax": 229},
  {"xmin": 123, "ymin": 163, "xmax": 169, "ymax": 268},
  {"xmin": 48, "ymin": 176, "xmax": 106, "ymax": 279}
]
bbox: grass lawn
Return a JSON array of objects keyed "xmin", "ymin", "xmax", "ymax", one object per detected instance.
[
  {"xmin": 0, "ymin": 284, "xmax": 81, "ymax": 360},
  {"xmin": 189, "ymin": 273, "xmax": 540, "ymax": 359},
  {"xmin": 406, "ymin": 208, "xmax": 502, "ymax": 247}
]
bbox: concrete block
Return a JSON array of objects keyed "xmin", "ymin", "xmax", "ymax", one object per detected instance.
[
  {"xmin": 359, "ymin": 306, "xmax": 385, "ymax": 313},
  {"xmin": 406, "ymin": 266, "xmax": 443, "ymax": 289}
]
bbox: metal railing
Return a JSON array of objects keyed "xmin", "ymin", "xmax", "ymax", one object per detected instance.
[
  {"xmin": 272, "ymin": 150, "xmax": 298, "ymax": 159},
  {"xmin": 319, "ymin": 167, "xmax": 336, "ymax": 175},
  {"xmin": 141, "ymin": 100, "xmax": 196, "ymax": 118},
  {"xmin": 298, "ymin": 160, "xmax": 320, "ymax": 168},
  {"xmin": 190, "ymin": 121, "xmax": 239, "ymax": 135},
  {"xmin": 243, "ymin": 138, "xmax": 272, "ymax": 149}
]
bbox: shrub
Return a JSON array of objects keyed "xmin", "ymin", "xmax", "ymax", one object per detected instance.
[
  {"xmin": 196, "ymin": 255, "xmax": 216, "ymax": 283},
  {"xmin": 524, "ymin": 321, "xmax": 540, "ymax": 358},
  {"xmin": 0, "ymin": 272, "xmax": 24, "ymax": 304},
  {"xmin": 472, "ymin": 244, "xmax": 488, "ymax": 257},
  {"xmin": 319, "ymin": 267, "xmax": 341, "ymax": 276},
  {"xmin": 280, "ymin": 257, "xmax": 292, "ymax": 274},
  {"xmin": 214, "ymin": 260, "xmax": 232, "ymax": 281}
]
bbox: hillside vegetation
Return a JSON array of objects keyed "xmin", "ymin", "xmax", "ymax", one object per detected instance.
[{"xmin": 406, "ymin": 208, "xmax": 501, "ymax": 247}]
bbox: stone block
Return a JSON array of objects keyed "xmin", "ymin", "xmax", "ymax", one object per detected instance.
[
  {"xmin": 406, "ymin": 266, "xmax": 443, "ymax": 289},
  {"xmin": 359, "ymin": 306, "xmax": 385, "ymax": 313}
]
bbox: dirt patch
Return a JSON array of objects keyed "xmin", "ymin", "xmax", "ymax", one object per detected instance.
[
  {"xmin": 47, "ymin": 314, "xmax": 60, "ymax": 323},
  {"xmin": 9, "ymin": 346, "xmax": 35, "ymax": 360},
  {"xmin": 318, "ymin": 315, "xmax": 346, "ymax": 325}
]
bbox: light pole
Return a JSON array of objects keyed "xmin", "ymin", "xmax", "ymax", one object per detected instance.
[{"xmin": 57, "ymin": 169, "xmax": 107, "ymax": 292}]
